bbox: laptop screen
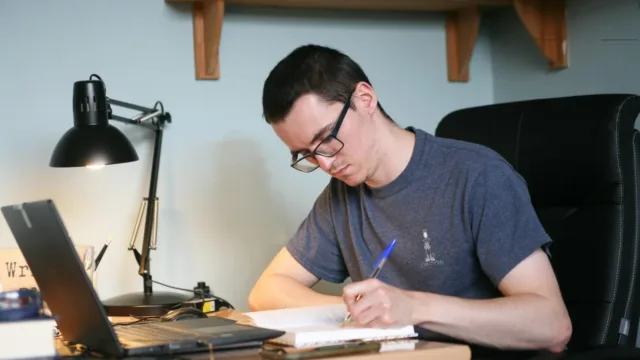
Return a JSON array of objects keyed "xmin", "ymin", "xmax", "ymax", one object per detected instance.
[{"xmin": 1, "ymin": 200, "xmax": 125, "ymax": 357}]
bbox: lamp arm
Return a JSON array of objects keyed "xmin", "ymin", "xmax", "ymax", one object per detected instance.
[
  {"xmin": 106, "ymin": 96, "xmax": 171, "ymax": 287},
  {"xmin": 107, "ymin": 98, "xmax": 170, "ymax": 131},
  {"xmin": 108, "ymin": 98, "xmax": 155, "ymax": 113},
  {"xmin": 137, "ymin": 125, "xmax": 163, "ymax": 284},
  {"xmin": 110, "ymin": 114, "xmax": 159, "ymax": 131}
]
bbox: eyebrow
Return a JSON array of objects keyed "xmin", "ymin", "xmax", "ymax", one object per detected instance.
[{"xmin": 290, "ymin": 122, "xmax": 335, "ymax": 155}]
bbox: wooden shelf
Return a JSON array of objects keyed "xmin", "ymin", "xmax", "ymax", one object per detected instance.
[
  {"xmin": 165, "ymin": 0, "xmax": 568, "ymax": 82},
  {"xmin": 514, "ymin": 0, "xmax": 568, "ymax": 70}
]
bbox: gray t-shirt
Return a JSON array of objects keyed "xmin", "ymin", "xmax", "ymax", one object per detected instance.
[{"xmin": 286, "ymin": 127, "xmax": 551, "ymax": 301}]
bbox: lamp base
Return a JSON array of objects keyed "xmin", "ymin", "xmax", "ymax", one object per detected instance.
[{"xmin": 102, "ymin": 291, "xmax": 192, "ymax": 317}]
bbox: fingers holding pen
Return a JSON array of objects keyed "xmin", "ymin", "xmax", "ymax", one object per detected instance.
[
  {"xmin": 342, "ymin": 278, "xmax": 415, "ymax": 328},
  {"xmin": 351, "ymin": 300, "xmax": 393, "ymax": 327},
  {"xmin": 343, "ymin": 279, "xmax": 389, "ymax": 326},
  {"xmin": 344, "ymin": 239, "xmax": 398, "ymax": 326},
  {"xmin": 343, "ymin": 278, "xmax": 382, "ymax": 302}
]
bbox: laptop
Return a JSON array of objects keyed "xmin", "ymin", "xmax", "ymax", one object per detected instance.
[{"xmin": 1, "ymin": 199, "xmax": 285, "ymax": 357}]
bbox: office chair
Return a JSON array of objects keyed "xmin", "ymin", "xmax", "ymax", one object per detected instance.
[{"xmin": 435, "ymin": 94, "xmax": 640, "ymax": 351}]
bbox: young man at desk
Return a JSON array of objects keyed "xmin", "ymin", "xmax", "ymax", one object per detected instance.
[{"xmin": 248, "ymin": 44, "xmax": 572, "ymax": 353}]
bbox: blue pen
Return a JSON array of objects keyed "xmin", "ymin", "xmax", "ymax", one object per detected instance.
[
  {"xmin": 368, "ymin": 238, "xmax": 396, "ymax": 279},
  {"xmin": 344, "ymin": 238, "xmax": 397, "ymax": 322}
]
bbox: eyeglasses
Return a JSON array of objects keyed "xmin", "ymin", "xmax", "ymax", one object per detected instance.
[{"xmin": 291, "ymin": 94, "xmax": 352, "ymax": 173}]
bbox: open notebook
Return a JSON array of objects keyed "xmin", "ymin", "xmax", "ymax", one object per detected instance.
[{"xmin": 238, "ymin": 304, "xmax": 418, "ymax": 348}]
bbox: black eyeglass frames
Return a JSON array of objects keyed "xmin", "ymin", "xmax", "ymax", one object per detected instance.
[{"xmin": 290, "ymin": 94, "xmax": 352, "ymax": 173}]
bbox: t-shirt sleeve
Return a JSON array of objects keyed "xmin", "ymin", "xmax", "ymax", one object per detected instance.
[
  {"xmin": 469, "ymin": 159, "xmax": 552, "ymax": 287},
  {"xmin": 285, "ymin": 184, "xmax": 348, "ymax": 284}
]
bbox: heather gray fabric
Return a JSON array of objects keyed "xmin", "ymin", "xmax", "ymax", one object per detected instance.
[{"xmin": 286, "ymin": 127, "xmax": 551, "ymax": 300}]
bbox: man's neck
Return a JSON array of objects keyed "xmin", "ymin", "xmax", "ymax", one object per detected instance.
[{"xmin": 365, "ymin": 120, "xmax": 416, "ymax": 188}]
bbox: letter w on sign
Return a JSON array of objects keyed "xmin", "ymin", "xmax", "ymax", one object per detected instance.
[{"xmin": 0, "ymin": 245, "xmax": 95, "ymax": 291}]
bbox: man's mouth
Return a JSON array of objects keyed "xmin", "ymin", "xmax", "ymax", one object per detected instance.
[{"xmin": 333, "ymin": 165, "xmax": 349, "ymax": 175}]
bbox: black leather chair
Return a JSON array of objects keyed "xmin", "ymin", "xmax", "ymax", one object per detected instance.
[{"xmin": 435, "ymin": 94, "xmax": 640, "ymax": 352}]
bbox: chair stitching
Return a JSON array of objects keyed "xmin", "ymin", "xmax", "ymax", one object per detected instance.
[
  {"xmin": 622, "ymin": 130, "xmax": 639, "ymax": 333},
  {"xmin": 602, "ymin": 95, "xmax": 635, "ymax": 344}
]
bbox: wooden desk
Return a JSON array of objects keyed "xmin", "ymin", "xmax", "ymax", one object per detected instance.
[
  {"xmin": 186, "ymin": 341, "xmax": 471, "ymax": 360},
  {"xmin": 55, "ymin": 310, "xmax": 472, "ymax": 359}
]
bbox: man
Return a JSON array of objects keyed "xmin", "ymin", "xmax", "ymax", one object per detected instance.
[{"xmin": 248, "ymin": 44, "xmax": 572, "ymax": 352}]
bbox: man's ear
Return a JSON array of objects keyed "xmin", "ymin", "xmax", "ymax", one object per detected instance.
[{"xmin": 354, "ymin": 81, "xmax": 378, "ymax": 117}]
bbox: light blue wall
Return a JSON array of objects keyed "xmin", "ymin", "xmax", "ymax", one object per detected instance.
[
  {"xmin": 488, "ymin": 0, "xmax": 640, "ymax": 103},
  {"xmin": 0, "ymin": 0, "xmax": 494, "ymax": 310}
]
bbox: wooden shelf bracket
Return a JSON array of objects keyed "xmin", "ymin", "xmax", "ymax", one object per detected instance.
[
  {"xmin": 514, "ymin": 0, "xmax": 568, "ymax": 69},
  {"xmin": 192, "ymin": 0, "xmax": 225, "ymax": 79},
  {"xmin": 446, "ymin": 7, "xmax": 481, "ymax": 82},
  {"xmin": 167, "ymin": 0, "xmax": 567, "ymax": 81}
]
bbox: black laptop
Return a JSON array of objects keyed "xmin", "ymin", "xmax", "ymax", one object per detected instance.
[{"xmin": 1, "ymin": 199, "xmax": 284, "ymax": 357}]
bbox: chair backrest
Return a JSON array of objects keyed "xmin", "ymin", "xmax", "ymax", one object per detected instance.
[{"xmin": 435, "ymin": 94, "xmax": 640, "ymax": 350}]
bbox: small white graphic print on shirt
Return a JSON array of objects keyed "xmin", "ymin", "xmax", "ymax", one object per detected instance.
[{"xmin": 421, "ymin": 228, "xmax": 443, "ymax": 267}]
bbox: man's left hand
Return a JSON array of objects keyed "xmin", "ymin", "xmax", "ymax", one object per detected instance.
[{"xmin": 342, "ymin": 278, "xmax": 415, "ymax": 328}]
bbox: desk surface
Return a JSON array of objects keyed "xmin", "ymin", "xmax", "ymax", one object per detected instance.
[
  {"xmin": 54, "ymin": 311, "xmax": 640, "ymax": 360},
  {"xmin": 182, "ymin": 341, "xmax": 470, "ymax": 360},
  {"xmin": 56, "ymin": 339, "xmax": 470, "ymax": 360},
  {"xmin": 55, "ymin": 310, "xmax": 472, "ymax": 359}
]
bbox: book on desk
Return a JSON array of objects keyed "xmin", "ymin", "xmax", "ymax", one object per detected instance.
[
  {"xmin": 237, "ymin": 304, "xmax": 418, "ymax": 348},
  {"xmin": 0, "ymin": 316, "xmax": 57, "ymax": 359}
]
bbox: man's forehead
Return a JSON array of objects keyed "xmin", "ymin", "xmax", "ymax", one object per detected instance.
[
  {"xmin": 281, "ymin": 95, "xmax": 336, "ymax": 150},
  {"xmin": 288, "ymin": 93, "xmax": 331, "ymax": 118},
  {"xmin": 282, "ymin": 121, "xmax": 334, "ymax": 156}
]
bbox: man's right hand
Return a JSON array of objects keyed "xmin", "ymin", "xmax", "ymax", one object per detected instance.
[{"xmin": 248, "ymin": 247, "xmax": 343, "ymax": 311}]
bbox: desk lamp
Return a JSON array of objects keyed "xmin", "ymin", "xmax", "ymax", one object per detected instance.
[{"xmin": 49, "ymin": 74, "xmax": 191, "ymax": 317}]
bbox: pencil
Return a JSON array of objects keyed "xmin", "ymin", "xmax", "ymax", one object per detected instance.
[{"xmin": 94, "ymin": 235, "xmax": 112, "ymax": 270}]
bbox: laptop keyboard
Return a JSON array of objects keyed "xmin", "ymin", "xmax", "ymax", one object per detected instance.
[{"xmin": 115, "ymin": 323, "xmax": 196, "ymax": 342}]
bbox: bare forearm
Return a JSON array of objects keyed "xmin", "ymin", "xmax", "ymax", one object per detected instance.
[
  {"xmin": 248, "ymin": 274, "xmax": 343, "ymax": 311},
  {"xmin": 410, "ymin": 291, "xmax": 571, "ymax": 352}
]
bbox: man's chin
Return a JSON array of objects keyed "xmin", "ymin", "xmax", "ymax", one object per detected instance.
[{"xmin": 335, "ymin": 173, "xmax": 366, "ymax": 187}]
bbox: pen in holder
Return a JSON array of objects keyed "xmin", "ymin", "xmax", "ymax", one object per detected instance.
[
  {"xmin": 88, "ymin": 236, "xmax": 111, "ymax": 293},
  {"xmin": 79, "ymin": 243, "xmax": 98, "ymax": 291}
]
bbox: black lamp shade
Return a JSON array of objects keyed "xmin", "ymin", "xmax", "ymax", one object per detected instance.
[
  {"xmin": 49, "ymin": 78, "xmax": 139, "ymax": 168},
  {"xmin": 50, "ymin": 124, "xmax": 139, "ymax": 167}
]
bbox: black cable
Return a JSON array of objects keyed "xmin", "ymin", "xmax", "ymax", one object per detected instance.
[
  {"xmin": 107, "ymin": 280, "xmax": 236, "ymax": 328},
  {"xmin": 152, "ymin": 101, "xmax": 164, "ymax": 114},
  {"xmin": 112, "ymin": 316, "xmax": 163, "ymax": 327},
  {"xmin": 151, "ymin": 280, "xmax": 235, "ymax": 310},
  {"xmin": 151, "ymin": 280, "xmax": 192, "ymax": 293}
]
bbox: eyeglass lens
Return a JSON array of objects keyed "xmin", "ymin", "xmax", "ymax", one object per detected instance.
[{"xmin": 292, "ymin": 136, "xmax": 344, "ymax": 172}]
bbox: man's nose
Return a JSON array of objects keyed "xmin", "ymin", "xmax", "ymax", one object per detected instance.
[{"xmin": 316, "ymin": 156, "xmax": 334, "ymax": 172}]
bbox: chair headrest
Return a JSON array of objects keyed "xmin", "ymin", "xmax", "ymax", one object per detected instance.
[{"xmin": 435, "ymin": 94, "xmax": 640, "ymax": 206}]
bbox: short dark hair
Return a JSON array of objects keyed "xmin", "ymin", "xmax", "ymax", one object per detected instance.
[{"xmin": 262, "ymin": 44, "xmax": 392, "ymax": 124}]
